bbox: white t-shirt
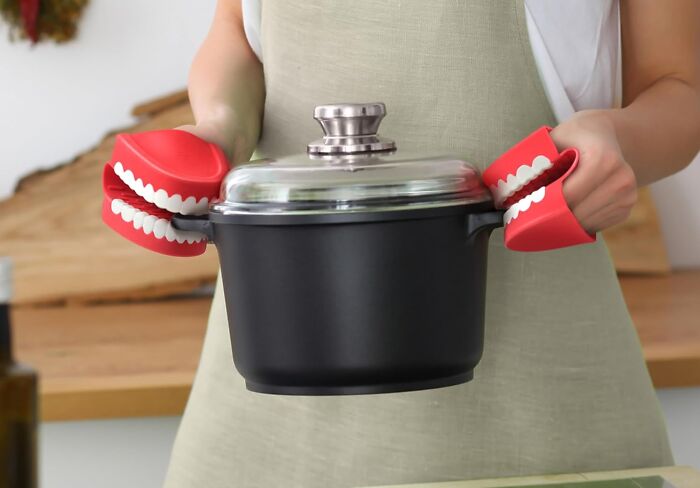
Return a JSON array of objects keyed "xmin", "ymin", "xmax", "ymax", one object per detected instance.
[{"xmin": 241, "ymin": 0, "xmax": 620, "ymax": 123}]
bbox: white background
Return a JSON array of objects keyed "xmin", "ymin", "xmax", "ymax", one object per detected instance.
[
  {"xmin": 0, "ymin": 0, "xmax": 215, "ymax": 199},
  {"xmin": 1, "ymin": 1, "xmax": 698, "ymax": 487}
]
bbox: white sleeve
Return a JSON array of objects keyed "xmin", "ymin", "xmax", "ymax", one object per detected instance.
[
  {"xmin": 242, "ymin": 0, "xmax": 263, "ymax": 61},
  {"xmin": 524, "ymin": 0, "xmax": 619, "ymax": 122},
  {"xmin": 524, "ymin": 2, "xmax": 576, "ymax": 123}
]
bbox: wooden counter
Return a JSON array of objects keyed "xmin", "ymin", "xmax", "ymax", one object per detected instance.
[
  {"xmin": 619, "ymin": 270, "xmax": 700, "ymax": 388},
  {"xmin": 362, "ymin": 465, "xmax": 700, "ymax": 487},
  {"xmin": 13, "ymin": 298, "xmax": 209, "ymax": 421},
  {"xmin": 12, "ymin": 271, "xmax": 700, "ymax": 421}
]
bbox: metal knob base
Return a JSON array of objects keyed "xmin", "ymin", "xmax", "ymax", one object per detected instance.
[{"xmin": 307, "ymin": 102, "xmax": 396, "ymax": 154}]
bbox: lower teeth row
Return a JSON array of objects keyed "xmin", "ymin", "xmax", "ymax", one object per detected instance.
[{"xmin": 110, "ymin": 199, "xmax": 204, "ymax": 244}]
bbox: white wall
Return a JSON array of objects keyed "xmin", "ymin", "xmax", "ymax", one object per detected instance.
[
  {"xmin": 0, "ymin": 0, "xmax": 216, "ymax": 197},
  {"xmin": 657, "ymin": 387, "xmax": 700, "ymax": 469},
  {"xmin": 41, "ymin": 417, "xmax": 180, "ymax": 488},
  {"xmin": 651, "ymin": 164, "xmax": 700, "ymax": 269}
]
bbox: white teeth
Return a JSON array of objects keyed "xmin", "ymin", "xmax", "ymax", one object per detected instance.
[
  {"xmin": 504, "ymin": 205, "xmax": 517, "ymax": 225},
  {"xmin": 515, "ymin": 164, "xmax": 534, "ymax": 183},
  {"xmin": 122, "ymin": 206, "xmax": 136, "ymax": 222},
  {"xmin": 165, "ymin": 225, "xmax": 177, "ymax": 242},
  {"xmin": 489, "ymin": 154, "xmax": 553, "ymax": 206},
  {"xmin": 531, "ymin": 185, "xmax": 546, "ymax": 202},
  {"xmin": 123, "ymin": 170, "xmax": 135, "ymax": 188},
  {"xmin": 142, "ymin": 215, "xmax": 157, "ymax": 235},
  {"xmin": 497, "ymin": 179, "xmax": 508, "ymax": 198},
  {"xmin": 180, "ymin": 196, "xmax": 198, "ymax": 215},
  {"xmin": 168, "ymin": 221, "xmax": 204, "ymax": 244},
  {"xmin": 143, "ymin": 184, "xmax": 155, "ymax": 204},
  {"xmin": 111, "ymin": 198, "xmax": 124, "ymax": 214},
  {"xmin": 194, "ymin": 197, "xmax": 209, "ymax": 215},
  {"xmin": 110, "ymin": 198, "xmax": 206, "ymax": 244},
  {"xmin": 154, "ymin": 189, "xmax": 169, "ymax": 210},
  {"xmin": 112, "ymin": 161, "xmax": 210, "ymax": 215},
  {"xmin": 532, "ymin": 155, "xmax": 552, "ymax": 173},
  {"xmin": 133, "ymin": 211, "xmax": 146, "ymax": 229},
  {"xmin": 504, "ymin": 186, "xmax": 546, "ymax": 225},
  {"xmin": 153, "ymin": 219, "xmax": 168, "ymax": 239},
  {"xmin": 506, "ymin": 173, "xmax": 518, "ymax": 189},
  {"xmin": 165, "ymin": 194, "xmax": 183, "ymax": 213}
]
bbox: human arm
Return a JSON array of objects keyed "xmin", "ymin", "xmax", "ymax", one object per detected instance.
[
  {"xmin": 551, "ymin": 0, "xmax": 700, "ymax": 233},
  {"xmin": 179, "ymin": 0, "xmax": 265, "ymax": 164}
]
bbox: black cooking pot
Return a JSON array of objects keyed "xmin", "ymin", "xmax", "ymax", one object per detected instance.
[{"xmin": 172, "ymin": 103, "xmax": 505, "ymax": 395}]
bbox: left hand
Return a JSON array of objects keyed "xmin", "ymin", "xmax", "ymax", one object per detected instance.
[{"xmin": 550, "ymin": 110, "xmax": 638, "ymax": 234}]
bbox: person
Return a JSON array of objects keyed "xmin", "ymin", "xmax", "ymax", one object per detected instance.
[{"xmin": 164, "ymin": 1, "xmax": 700, "ymax": 487}]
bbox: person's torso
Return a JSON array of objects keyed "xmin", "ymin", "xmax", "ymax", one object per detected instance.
[
  {"xmin": 162, "ymin": 5, "xmax": 672, "ymax": 487},
  {"xmin": 243, "ymin": 0, "xmax": 620, "ymax": 123},
  {"xmin": 256, "ymin": 0, "xmax": 555, "ymax": 170}
]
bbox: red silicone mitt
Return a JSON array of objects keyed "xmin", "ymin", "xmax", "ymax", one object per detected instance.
[
  {"xmin": 102, "ymin": 130, "xmax": 228, "ymax": 257},
  {"xmin": 482, "ymin": 126, "xmax": 595, "ymax": 252}
]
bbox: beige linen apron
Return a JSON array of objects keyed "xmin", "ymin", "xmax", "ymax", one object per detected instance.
[{"xmin": 164, "ymin": 2, "xmax": 673, "ymax": 487}]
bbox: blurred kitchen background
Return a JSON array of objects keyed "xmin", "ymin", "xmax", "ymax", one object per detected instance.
[{"xmin": 0, "ymin": 1, "xmax": 698, "ymax": 487}]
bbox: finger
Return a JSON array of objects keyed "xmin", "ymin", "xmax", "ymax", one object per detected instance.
[
  {"xmin": 573, "ymin": 197, "xmax": 626, "ymax": 231},
  {"xmin": 569, "ymin": 177, "xmax": 622, "ymax": 222},
  {"xmin": 577, "ymin": 209, "xmax": 615, "ymax": 234},
  {"xmin": 561, "ymin": 150, "xmax": 613, "ymax": 207},
  {"xmin": 572, "ymin": 190, "xmax": 636, "ymax": 234},
  {"xmin": 578, "ymin": 205, "xmax": 633, "ymax": 234},
  {"xmin": 575, "ymin": 180, "xmax": 636, "ymax": 232},
  {"xmin": 571, "ymin": 168, "xmax": 636, "ymax": 222}
]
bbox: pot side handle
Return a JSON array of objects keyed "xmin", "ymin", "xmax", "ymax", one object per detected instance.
[
  {"xmin": 171, "ymin": 214, "xmax": 214, "ymax": 242},
  {"xmin": 465, "ymin": 210, "xmax": 504, "ymax": 242}
]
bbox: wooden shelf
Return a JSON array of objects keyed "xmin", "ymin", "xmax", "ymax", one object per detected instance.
[
  {"xmin": 619, "ymin": 270, "xmax": 700, "ymax": 388},
  {"xmin": 12, "ymin": 298, "xmax": 209, "ymax": 421},
  {"xmin": 11, "ymin": 271, "xmax": 700, "ymax": 421}
]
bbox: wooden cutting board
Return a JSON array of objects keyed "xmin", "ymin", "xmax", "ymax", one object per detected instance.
[{"xmin": 0, "ymin": 91, "xmax": 220, "ymax": 306}]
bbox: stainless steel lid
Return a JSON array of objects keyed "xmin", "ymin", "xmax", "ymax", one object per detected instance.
[{"xmin": 212, "ymin": 102, "xmax": 491, "ymax": 215}]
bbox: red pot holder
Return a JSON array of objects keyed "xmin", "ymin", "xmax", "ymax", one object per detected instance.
[
  {"xmin": 102, "ymin": 129, "xmax": 228, "ymax": 257},
  {"xmin": 482, "ymin": 126, "xmax": 596, "ymax": 252}
]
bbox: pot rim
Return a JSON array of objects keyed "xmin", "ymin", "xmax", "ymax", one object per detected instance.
[{"xmin": 207, "ymin": 200, "xmax": 498, "ymax": 226}]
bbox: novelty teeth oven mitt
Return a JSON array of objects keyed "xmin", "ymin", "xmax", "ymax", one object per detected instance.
[
  {"xmin": 102, "ymin": 129, "xmax": 228, "ymax": 257},
  {"xmin": 483, "ymin": 126, "xmax": 596, "ymax": 252}
]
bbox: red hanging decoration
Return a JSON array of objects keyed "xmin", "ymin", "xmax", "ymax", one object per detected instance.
[
  {"xmin": 0, "ymin": 0, "xmax": 89, "ymax": 44},
  {"xmin": 19, "ymin": 0, "xmax": 40, "ymax": 43}
]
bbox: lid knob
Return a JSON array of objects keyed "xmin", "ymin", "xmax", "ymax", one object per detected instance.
[{"xmin": 308, "ymin": 102, "xmax": 396, "ymax": 155}]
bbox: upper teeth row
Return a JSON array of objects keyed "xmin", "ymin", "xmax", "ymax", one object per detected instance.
[
  {"xmin": 489, "ymin": 155, "xmax": 552, "ymax": 207},
  {"xmin": 110, "ymin": 198, "xmax": 205, "ymax": 244},
  {"xmin": 113, "ymin": 162, "xmax": 210, "ymax": 215},
  {"xmin": 504, "ymin": 186, "xmax": 546, "ymax": 225}
]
